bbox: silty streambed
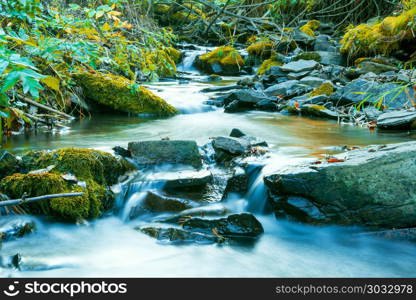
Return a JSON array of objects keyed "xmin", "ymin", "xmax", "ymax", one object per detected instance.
[{"xmin": 1, "ymin": 47, "xmax": 416, "ymax": 277}]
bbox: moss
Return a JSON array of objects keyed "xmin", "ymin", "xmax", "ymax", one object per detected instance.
[
  {"xmin": 0, "ymin": 173, "xmax": 96, "ymax": 221},
  {"xmin": 247, "ymin": 41, "xmax": 274, "ymax": 59},
  {"xmin": 197, "ymin": 46, "xmax": 244, "ymax": 75},
  {"xmin": 257, "ymin": 57, "xmax": 283, "ymax": 75},
  {"xmin": 309, "ymin": 82, "xmax": 334, "ymax": 97},
  {"xmin": 300, "ymin": 20, "xmax": 321, "ymax": 37},
  {"xmin": 340, "ymin": 7, "xmax": 416, "ymax": 58},
  {"xmin": 295, "ymin": 52, "xmax": 322, "ymax": 62},
  {"xmin": 166, "ymin": 47, "xmax": 182, "ymax": 63},
  {"xmin": 22, "ymin": 148, "xmax": 135, "ymax": 185},
  {"xmin": 74, "ymin": 71, "xmax": 178, "ymax": 115}
]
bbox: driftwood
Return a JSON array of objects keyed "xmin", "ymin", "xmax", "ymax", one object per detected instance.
[
  {"xmin": 24, "ymin": 112, "xmax": 66, "ymax": 129},
  {"xmin": 0, "ymin": 192, "xmax": 84, "ymax": 208},
  {"xmin": 16, "ymin": 94, "xmax": 74, "ymax": 120}
]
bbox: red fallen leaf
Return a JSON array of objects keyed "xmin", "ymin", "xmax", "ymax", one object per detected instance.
[
  {"xmin": 294, "ymin": 101, "xmax": 300, "ymax": 108},
  {"xmin": 327, "ymin": 158, "xmax": 345, "ymax": 163},
  {"xmin": 311, "ymin": 160, "xmax": 322, "ymax": 165}
]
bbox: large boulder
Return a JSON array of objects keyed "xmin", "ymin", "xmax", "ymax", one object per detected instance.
[
  {"xmin": 330, "ymin": 79, "xmax": 414, "ymax": 109},
  {"xmin": 223, "ymin": 90, "xmax": 274, "ymax": 113},
  {"xmin": 128, "ymin": 140, "xmax": 202, "ymax": 168},
  {"xmin": 74, "ymin": 71, "xmax": 178, "ymax": 115},
  {"xmin": 264, "ymin": 142, "xmax": 416, "ymax": 228}
]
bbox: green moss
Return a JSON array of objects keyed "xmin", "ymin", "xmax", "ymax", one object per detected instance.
[
  {"xmin": 257, "ymin": 57, "xmax": 283, "ymax": 75},
  {"xmin": 0, "ymin": 173, "xmax": 96, "ymax": 221},
  {"xmin": 300, "ymin": 20, "xmax": 321, "ymax": 37},
  {"xmin": 74, "ymin": 71, "xmax": 178, "ymax": 115},
  {"xmin": 247, "ymin": 41, "xmax": 274, "ymax": 59},
  {"xmin": 294, "ymin": 52, "xmax": 322, "ymax": 62},
  {"xmin": 166, "ymin": 47, "xmax": 182, "ymax": 63},
  {"xmin": 309, "ymin": 82, "xmax": 334, "ymax": 97},
  {"xmin": 22, "ymin": 148, "xmax": 135, "ymax": 185},
  {"xmin": 340, "ymin": 7, "xmax": 416, "ymax": 57},
  {"xmin": 198, "ymin": 46, "xmax": 244, "ymax": 75}
]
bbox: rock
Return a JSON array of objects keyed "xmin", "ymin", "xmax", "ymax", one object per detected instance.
[
  {"xmin": 264, "ymin": 142, "xmax": 416, "ymax": 228},
  {"xmin": 139, "ymin": 226, "xmax": 219, "ymax": 244},
  {"xmin": 201, "ymin": 85, "xmax": 244, "ymax": 93},
  {"xmin": 264, "ymin": 80, "xmax": 299, "ymax": 97},
  {"xmin": 112, "ymin": 146, "xmax": 131, "ymax": 158},
  {"xmin": 299, "ymin": 104, "xmax": 340, "ymax": 120},
  {"xmin": 363, "ymin": 107, "xmax": 383, "ymax": 121},
  {"xmin": 0, "ymin": 150, "xmax": 19, "ymax": 180},
  {"xmin": 266, "ymin": 66, "xmax": 287, "ymax": 77},
  {"xmin": 255, "ymin": 99, "xmax": 279, "ymax": 111},
  {"xmin": 160, "ymin": 170, "xmax": 213, "ymax": 189},
  {"xmin": 315, "ymin": 51, "xmax": 344, "ymax": 66},
  {"xmin": 139, "ymin": 191, "xmax": 191, "ymax": 213},
  {"xmin": 331, "ymin": 79, "xmax": 414, "ymax": 108},
  {"xmin": 195, "ymin": 46, "xmax": 244, "ymax": 75},
  {"xmin": 0, "ymin": 218, "xmax": 36, "ymax": 242},
  {"xmin": 0, "ymin": 253, "xmax": 21, "ymax": 269},
  {"xmin": 270, "ymin": 196, "xmax": 327, "ymax": 223},
  {"xmin": 299, "ymin": 76, "xmax": 326, "ymax": 87},
  {"xmin": 224, "ymin": 100, "xmax": 243, "ymax": 113},
  {"xmin": 377, "ymin": 110, "xmax": 416, "ymax": 130},
  {"xmin": 291, "ymin": 30, "xmax": 315, "ymax": 48},
  {"xmin": 280, "ymin": 60, "xmax": 319, "ymax": 73},
  {"xmin": 159, "ymin": 204, "xmax": 229, "ymax": 223},
  {"xmin": 128, "ymin": 140, "xmax": 202, "ymax": 168},
  {"xmin": 224, "ymin": 90, "xmax": 272, "ymax": 105},
  {"xmin": 74, "ymin": 71, "xmax": 178, "ymax": 115},
  {"xmin": 287, "ymin": 70, "xmax": 311, "ymax": 80},
  {"xmin": 182, "ymin": 213, "xmax": 264, "ymax": 238},
  {"xmin": 358, "ymin": 61, "xmax": 398, "ymax": 74},
  {"xmin": 229, "ymin": 128, "xmax": 246, "ymax": 138},
  {"xmin": 212, "ymin": 137, "xmax": 249, "ymax": 155},
  {"xmin": 223, "ymin": 167, "xmax": 248, "ymax": 198},
  {"xmin": 314, "ymin": 35, "xmax": 337, "ymax": 52}
]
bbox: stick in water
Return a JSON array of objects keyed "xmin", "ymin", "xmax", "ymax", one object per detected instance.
[{"xmin": 0, "ymin": 192, "xmax": 84, "ymax": 208}]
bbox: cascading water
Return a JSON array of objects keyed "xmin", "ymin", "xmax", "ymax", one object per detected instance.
[{"xmin": 177, "ymin": 45, "xmax": 215, "ymax": 73}]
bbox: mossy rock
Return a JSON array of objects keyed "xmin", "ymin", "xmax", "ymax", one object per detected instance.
[
  {"xmin": 21, "ymin": 148, "xmax": 135, "ymax": 185},
  {"xmin": 247, "ymin": 41, "xmax": 274, "ymax": 59},
  {"xmin": 166, "ymin": 47, "xmax": 182, "ymax": 63},
  {"xmin": 300, "ymin": 20, "xmax": 321, "ymax": 37},
  {"xmin": 340, "ymin": 7, "xmax": 416, "ymax": 58},
  {"xmin": 196, "ymin": 46, "xmax": 244, "ymax": 75},
  {"xmin": 309, "ymin": 82, "xmax": 334, "ymax": 97},
  {"xmin": 257, "ymin": 56, "xmax": 284, "ymax": 75},
  {"xmin": 0, "ymin": 173, "xmax": 103, "ymax": 222},
  {"xmin": 294, "ymin": 52, "xmax": 322, "ymax": 62},
  {"xmin": 74, "ymin": 72, "xmax": 178, "ymax": 115}
]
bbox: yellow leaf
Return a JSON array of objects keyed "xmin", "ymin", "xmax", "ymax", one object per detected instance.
[
  {"xmin": 102, "ymin": 23, "xmax": 111, "ymax": 31},
  {"xmin": 108, "ymin": 11, "xmax": 122, "ymax": 16},
  {"xmin": 41, "ymin": 76, "xmax": 60, "ymax": 91}
]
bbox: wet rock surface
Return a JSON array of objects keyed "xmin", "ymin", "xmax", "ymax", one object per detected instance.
[{"xmin": 265, "ymin": 142, "xmax": 416, "ymax": 228}]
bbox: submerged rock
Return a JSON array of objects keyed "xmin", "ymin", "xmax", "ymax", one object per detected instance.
[
  {"xmin": 0, "ymin": 218, "xmax": 36, "ymax": 242},
  {"xmin": 74, "ymin": 71, "xmax": 178, "ymax": 115},
  {"xmin": 131, "ymin": 191, "xmax": 191, "ymax": 216},
  {"xmin": 264, "ymin": 142, "xmax": 416, "ymax": 228},
  {"xmin": 139, "ymin": 226, "xmax": 219, "ymax": 244},
  {"xmin": 128, "ymin": 140, "xmax": 202, "ymax": 168}
]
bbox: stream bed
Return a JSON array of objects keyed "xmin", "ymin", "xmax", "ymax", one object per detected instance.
[{"xmin": 2, "ymin": 55, "xmax": 416, "ymax": 277}]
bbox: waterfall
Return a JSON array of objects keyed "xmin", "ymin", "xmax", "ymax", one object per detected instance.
[
  {"xmin": 244, "ymin": 163, "xmax": 269, "ymax": 214},
  {"xmin": 177, "ymin": 45, "xmax": 215, "ymax": 73}
]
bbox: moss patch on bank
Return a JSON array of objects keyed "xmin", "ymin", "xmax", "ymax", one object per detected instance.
[{"xmin": 74, "ymin": 72, "xmax": 178, "ymax": 115}]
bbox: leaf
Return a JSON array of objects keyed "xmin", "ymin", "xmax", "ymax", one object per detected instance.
[
  {"xmin": 102, "ymin": 23, "xmax": 111, "ymax": 32},
  {"xmin": 95, "ymin": 11, "xmax": 105, "ymax": 19},
  {"xmin": 41, "ymin": 76, "xmax": 60, "ymax": 91},
  {"xmin": 0, "ymin": 60, "xmax": 9, "ymax": 75},
  {"xmin": 1, "ymin": 71, "xmax": 20, "ymax": 92}
]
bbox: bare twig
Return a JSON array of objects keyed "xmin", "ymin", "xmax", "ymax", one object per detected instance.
[{"xmin": 0, "ymin": 192, "xmax": 85, "ymax": 208}]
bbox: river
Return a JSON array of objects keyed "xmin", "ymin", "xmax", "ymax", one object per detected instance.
[{"xmin": 1, "ymin": 48, "xmax": 416, "ymax": 277}]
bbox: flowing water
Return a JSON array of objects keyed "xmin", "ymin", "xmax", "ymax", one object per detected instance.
[{"xmin": 2, "ymin": 48, "xmax": 416, "ymax": 277}]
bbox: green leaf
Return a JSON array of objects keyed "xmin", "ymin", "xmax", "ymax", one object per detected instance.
[{"xmin": 1, "ymin": 71, "xmax": 20, "ymax": 92}]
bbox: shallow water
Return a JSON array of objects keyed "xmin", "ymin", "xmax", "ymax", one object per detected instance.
[{"xmin": 2, "ymin": 69, "xmax": 416, "ymax": 278}]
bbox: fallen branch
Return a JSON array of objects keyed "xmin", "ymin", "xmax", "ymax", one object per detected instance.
[
  {"xmin": 24, "ymin": 112, "xmax": 67, "ymax": 129},
  {"xmin": 0, "ymin": 192, "xmax": 84, "ymax": 208},
  {"xmin": 16, "ymin": 94, "xmax": 74, "ymax": 120}
]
